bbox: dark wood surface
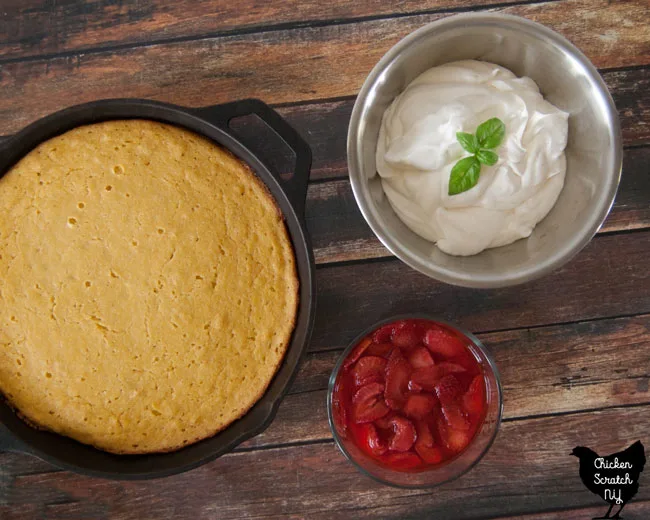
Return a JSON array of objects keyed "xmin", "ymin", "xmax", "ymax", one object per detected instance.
[{"xmin": 1, "ymin": 0, "xmax": 649, "ymax": 518}]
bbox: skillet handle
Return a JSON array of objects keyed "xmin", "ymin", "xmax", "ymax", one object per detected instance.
[
  {"xmin": 193, "ymin": 99, "xmax": 311, "ymax": 216},
  {"xmin": 0, "ymin": 135, "xmax": 11, "ymax": 153}
]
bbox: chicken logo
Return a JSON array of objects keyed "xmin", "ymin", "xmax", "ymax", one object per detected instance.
[{"xmin": 571, "ymin": 440, "xmax": 645, "ymax": 519}]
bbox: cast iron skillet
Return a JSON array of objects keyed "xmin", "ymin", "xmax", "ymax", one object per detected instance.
[{"xmin": 0, "ymin": 98, "xmax": 316, "ymax": 479}]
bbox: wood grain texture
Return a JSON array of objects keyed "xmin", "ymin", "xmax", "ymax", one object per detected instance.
[
  {"xmin": 0, "ymin": 0, "xmax": 648, "ymax": 134},
  {"xmin": 492, "ymin": 500, "xmax": 649, "ymax": 520},
  {"xmin": 1, "ymin": 407, "xmax": 648, "ymax": 519},
  {"xmin": 0, "ymin": 0, "xmax": 543, "ymax": 61},
  {"xmin": 305, "ymin": 146, "xmax": 650, "ymax": 264},
  {"xmin": 311, "ymin": 231, "xmax": 650, "ymax": 352}
]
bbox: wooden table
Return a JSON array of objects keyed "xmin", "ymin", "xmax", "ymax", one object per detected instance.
[{"xmin": 1, "ymin": 1, "xmax": 649, "ymax": 518}]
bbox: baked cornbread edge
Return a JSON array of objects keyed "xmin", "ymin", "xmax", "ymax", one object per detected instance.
[{"xmin": 136, "ymin": 146, "xmax": 301, "ymax": 456}]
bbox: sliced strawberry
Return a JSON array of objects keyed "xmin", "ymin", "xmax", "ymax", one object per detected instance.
[
  {"xmin": 414, "ymin": 421, "xmax": 443, "ymax": 464},
  {"xmin": 437, "ymin": 362, "xmax": 467, "ymax": 375},
  {"xmin": 463, "ymin": 375, "xmax": 486, "ymax": 416},
  {"xmin": 360, "ymin": 423, "xmax": 387, "ymax": 455},
  {"xmin": 408, "ymin": 347, "xmax": 435, "ymax": 369},
  {"xmin": 372, "ymin": 323, "xmax": 394, "ymax": 344},
  {"xmin": 446, "ymin": 429, "xmax": 471, "ymax": 453},
  {"xmin": 416, "ymin": 442, "xmax": 443, "ymax": 465},
  {"xmin": 434, "ymin": 374, "xmax": 463, "ymax": 405},
  {"xmin": 435, "ymin": 415, "xmax": 450, "ymax": 446},
  {"xmin": 415, "ymin": 419, "xmax": 435, "ymax": 445},
  {"xmin": 409, "ymin": 363, "xmax": 463, "ymax": 390},
  {"xmin": 385, "ymin": 452, "xmax": 422, "ymax": 470},
  {"xmin": 410, "ymin": 365, "xmax": 443, "ymax": 390},
  {"xmin": 389, "ymin": 320, "xmax": 407, "ymax": 333},
  {"xmin": 403, "ymin": 393, "xmax": 437, "ymax": 420},
  {"xmin": 343, "ymin": 337, "xmax": 372, "ymax": 369},
  {"xmin": 436, "ymin": 415, "xmax": 470, "ymax": 453},
  {"xmin": 384, "ymin": 349, "xmax": 412, "ymax": 410},
  {"xmin": 352, "ymin": 382, "xmax": 389, "ymax": 423},
  {"xmin": 408, "ymin": 379, "xmax": 423, "ymax": 393},
  {"xmin": 365, "ymin": 342, "xmax": 393, "ymax": 358},
  {"xmin": 352, "ymin": 356, "xmax": 387, "ymax": 387},
  {"xmin": 453, "ymin": 351, "xmax": 479, "ymax": 371},
  {"xmin": 392, "ymin": 321, "xmax": 424, "ymax": 349},
  {"xmin": 387, "ymin": 416, "xmax": 417, "ymax": 452},
  {"xmin": 374, "ymin": 412, "xmax": 396, "ymax": 430},
  {"xmin": 441, "ymin": 403, "xmax": 470, "ymax": 431},
  {"xmin": 424, "ymin": 326, "xmax": 467, "ymax": 359}
]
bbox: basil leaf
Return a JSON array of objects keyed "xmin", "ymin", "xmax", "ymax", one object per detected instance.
[
  {"xmin": 476, "ymin": 118, "xmax": 505, "ymax": 149},
  {"xmin": 449, "ymin": 156, "xmax": 481, "ymax": 195},
  {"xmin": 476, "ymin": 149, "xmax": 498, "ymax": 166},
  {"xmin": 456, "ymin": 132, "xmax": 479, "ymax": 154}
]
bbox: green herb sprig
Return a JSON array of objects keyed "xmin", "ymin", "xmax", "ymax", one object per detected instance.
[{"xmin": 449, "ymin": 118, "xmax": 505, "ymax": 196}]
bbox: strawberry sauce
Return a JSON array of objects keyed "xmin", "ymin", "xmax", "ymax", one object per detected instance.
[{"xmin": 332, "ymin": 319, "xmax": 488, "ymax": 472}]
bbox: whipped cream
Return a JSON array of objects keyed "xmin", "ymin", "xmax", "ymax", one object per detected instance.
[{"xmin": 376, "ymin": 60, "xmax": 569, "ymax": 256}]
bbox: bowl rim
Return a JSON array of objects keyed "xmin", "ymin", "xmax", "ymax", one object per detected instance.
[
  {"xmin": 326, "ymin": 314, "xmax": 504, "ymax": 488},
  {"xmin": 347, "ymin": 12, "xmax": 623, "ymax": 289}
]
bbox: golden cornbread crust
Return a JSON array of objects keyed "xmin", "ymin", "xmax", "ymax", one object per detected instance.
[{"xmin": 0, "ymin": 120, "xmax": 299, "ymax": 454}]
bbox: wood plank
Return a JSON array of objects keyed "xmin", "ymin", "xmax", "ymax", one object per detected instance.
[
  {"xmin": 2, "ymin": 67, "xmax": 647, "ymax": 172},
  {"xmin": 603, "ymin": 147, "xmax": 650, "ymax": 233},
  {"xmin": 0, "ymin": 0, "xmax": 648, "ymax": 135},
  {"xmin": 311, "ymin": 231, "xmax": 650, "ymax": 351},
  {"xmin": 245, "ymin": 313, "xmax": 650, "ymax": 449},
  {"xmin": 606, "ymin": 67, "xmax": 650, "ymax": 148},
  {"xmin": 0, "ymin": 0, "xmax": 541, "ymax": 61},
  {"xmin": 1, "ymin": 65, "xmax": 648, "ymax": 169},
  {"xmin": 305, "ymin": 146, "xmax": 650, "ymax": 264},
  {"xmin": 288, "ymin": 350, "xmax": 340, "ymax": 395},
  {"xmin": 1, "ymin": 406, "xmax": 648, "ymax": 519},
  {"xmin": 491, "ymin": 500, "xmax": 650, "ymax": 519}
]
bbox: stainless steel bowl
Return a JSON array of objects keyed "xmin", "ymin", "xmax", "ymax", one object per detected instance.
[{"xmin": 348, "ymin": 13, "xmax": 622, "ymax": 288}]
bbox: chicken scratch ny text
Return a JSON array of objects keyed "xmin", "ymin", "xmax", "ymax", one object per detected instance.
[{"xmin": 604, "ymin": 489, "xmax": 623, "ymax": 505}]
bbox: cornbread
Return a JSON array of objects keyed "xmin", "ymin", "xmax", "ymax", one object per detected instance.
[{"xmin": 0, "ymin": 120, "xmax": 299, "ymax": 454}]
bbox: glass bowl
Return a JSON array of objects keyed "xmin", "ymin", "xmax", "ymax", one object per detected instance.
[{"xmin": 326, "ymin": 314, "xmax": 503, "ymax": 488}]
